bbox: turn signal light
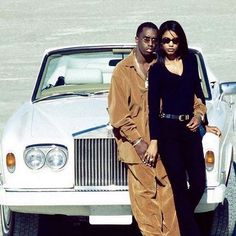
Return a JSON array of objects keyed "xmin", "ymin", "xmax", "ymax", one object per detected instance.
[
  {"xmin": 205, "ymin": 150, "xmax": 215, "ymax": 171},
  {"xmin": 6, "ymin": 153, "xmax": 16, "ymax": 173}
]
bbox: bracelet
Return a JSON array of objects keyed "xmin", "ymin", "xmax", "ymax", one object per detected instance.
[{"xmin": 133, "ymin": 138, "xmax": 142, "ymax": 147}]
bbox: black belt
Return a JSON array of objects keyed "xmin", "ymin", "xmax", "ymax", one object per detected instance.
[{"xmin": 159, "ymin": 113, "xmax": 190, "ymax": 121}]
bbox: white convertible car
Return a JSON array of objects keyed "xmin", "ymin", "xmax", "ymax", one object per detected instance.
[{"xmin": 0, "ymin": 45, "xmax": 235, "ymax": 235}]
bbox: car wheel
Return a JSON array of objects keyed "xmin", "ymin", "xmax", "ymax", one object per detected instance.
[
  {"xmin": 210, "ymin": 199, "xmax": 229, "ymax": 236},
  {"xmin": 225, "ymin": 161, "xmax": 236, "ymax": 235},
  {"xmin": 1, "ymin": 205, "xmax": 13, "ymax": 236},
  {"xmin": 13, "ymin": 213, "xmax": 39, "ymax": 236}
]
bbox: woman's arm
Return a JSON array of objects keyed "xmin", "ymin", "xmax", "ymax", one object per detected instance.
[
  {"xmin": 146, "ymin": 64, "xmax": 162, "ymax": 166},
  {"xmin": 148, "ymin": 64, "xmax": 162, "ymax": 140},
  {"xmin": 187, "ymin": 54, "xmax": 208, "ymax": 131}
]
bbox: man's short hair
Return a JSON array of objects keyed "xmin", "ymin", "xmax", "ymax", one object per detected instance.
[{"xmin": 136, "ymin": 22, "xmax": 158, "ymax": 37}]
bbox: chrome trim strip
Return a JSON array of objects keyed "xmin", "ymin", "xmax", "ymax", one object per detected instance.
[{"xmin": 72, "ymin": 124, "xmax": 107, "ymax": 137}]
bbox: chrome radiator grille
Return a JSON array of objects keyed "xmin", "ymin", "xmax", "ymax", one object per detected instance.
[{"xmin": 75, "ymin": 138, "xmax": 127, "ymax": 190}]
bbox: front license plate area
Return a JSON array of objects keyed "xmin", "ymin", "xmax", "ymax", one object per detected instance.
[{"xmin": 89, "ymin": 215, "xmax": 132, "ymax": 225}]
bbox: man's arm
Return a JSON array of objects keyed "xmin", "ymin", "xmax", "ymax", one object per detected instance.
[
  {"xmin": 108, "ymin": 67, "xmax": 141, "ymax": 144},
  {"xmin": 193, "ymin": 95, "xmax": 207, "ymax": 120},
  {"xmin": 205, "ymin": 125, "xmax": 221, "ymax": 136},
  {"xmin": 187, "ymin": 95, "xmax": 207, "ymax": 131}
]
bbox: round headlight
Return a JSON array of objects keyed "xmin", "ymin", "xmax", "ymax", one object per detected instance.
[
  {"xmin": 46, "ymin": 147, "xmax": 67, "ymax": 170},
  {"xmin": 24, "ymin": 148, "xmax": 45, "ymax": 170}
]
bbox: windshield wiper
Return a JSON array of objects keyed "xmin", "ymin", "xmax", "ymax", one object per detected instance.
[
  {"xmin": 93, "ymin": 90, "xmax": 109, "ymax": 95},
  {"xmin": 34, "ymin": 92, "xmax": 91, "ymax": 102},
  {"xmin": 41, "ymin": 84, "xmax": 53, "ymax": 91}
]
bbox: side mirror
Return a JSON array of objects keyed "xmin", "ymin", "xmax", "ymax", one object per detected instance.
[
  {"xmin": 219, "ymin": 82, "xmax": 236, "ymax": 95},
  {"xmin": 219, "ymin": 82, "xmax": 236, "ymax": 107}
]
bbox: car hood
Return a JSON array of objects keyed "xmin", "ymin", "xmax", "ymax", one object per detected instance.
[{"xmin": 31, "ymin": 96, "xmax": 109, "ymax": 139}]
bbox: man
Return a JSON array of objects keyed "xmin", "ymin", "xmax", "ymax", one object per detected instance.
[{"xmin": 108, "ymin": 22, "xmax": 205, "ymax": 236}]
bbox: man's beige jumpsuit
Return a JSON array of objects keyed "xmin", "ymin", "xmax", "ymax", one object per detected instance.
[{"xmin": 108, "ymin": 50, "xmax": 180, "ymax": 236}]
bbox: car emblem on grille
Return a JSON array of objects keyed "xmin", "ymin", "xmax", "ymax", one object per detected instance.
[{"xmin": 106, "ymin": 124, "xmax": 114, "ymax": 138}]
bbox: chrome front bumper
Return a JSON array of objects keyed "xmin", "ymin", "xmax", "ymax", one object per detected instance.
[
  {"xmin": 195, "ymin": 184, "xmax": 226, "ymax": 212},
  {"xmin": 0, "ymin": 188, "xmax": 132, "ymax": 224}
]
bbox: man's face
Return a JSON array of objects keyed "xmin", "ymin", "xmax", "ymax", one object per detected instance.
[{"xmin": 135, "ymin": 27, "xmax": 158, "ymax": 56}]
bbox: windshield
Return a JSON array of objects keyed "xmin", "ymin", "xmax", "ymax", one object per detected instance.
[
  {"xmin": 34, "ymin": 49, "xmax": 130, "ymax": 101},
  {"xmin": 33, "ymin": 47, "xmax": 211, "ymax": 102}
]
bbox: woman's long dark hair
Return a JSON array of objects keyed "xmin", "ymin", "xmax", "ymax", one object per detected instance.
[{"xmin": 157, "ymin": 20, "xmax": 189, "ymax": 64}]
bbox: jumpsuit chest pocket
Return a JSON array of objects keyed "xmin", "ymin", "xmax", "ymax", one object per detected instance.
[{"xmin": 129, "ymin": 85, "xmax": 148, "ymax": 116}]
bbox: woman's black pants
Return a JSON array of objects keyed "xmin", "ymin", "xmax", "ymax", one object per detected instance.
[{"xmin": 159, "ymin": 119, "xmax": 206, "ymax": 236}]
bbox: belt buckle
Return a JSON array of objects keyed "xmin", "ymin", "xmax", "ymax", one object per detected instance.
[
  {"xmin": 160, "ymin": 113, "xmax": 165, "ymax": 118},
  {"xmin": 178, "ymin": 115, "xmax": 185, "ymax": 121}
]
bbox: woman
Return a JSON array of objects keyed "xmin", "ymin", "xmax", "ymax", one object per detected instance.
[{"xmin": 147, "ymin": 20, "xmax": 206, "ymax": 236}]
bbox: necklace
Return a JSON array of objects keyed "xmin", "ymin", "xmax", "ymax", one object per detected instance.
[
  {"xmin": 145, "ymin": 76, "xmax": 149, "ymax": 89},
  {"xmin": 134, "ymin": 56, "xmax": 150, "ymax": 88}
]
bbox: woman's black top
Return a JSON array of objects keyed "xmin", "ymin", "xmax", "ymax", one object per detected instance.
[{"xmin": 148, "ymin": 52, "xmax": 206, "ymax": 139}]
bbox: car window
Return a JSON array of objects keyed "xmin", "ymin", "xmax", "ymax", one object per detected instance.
[{"xmin": 194, "ymin": 52, "xmax": 211, "ymax": 100}]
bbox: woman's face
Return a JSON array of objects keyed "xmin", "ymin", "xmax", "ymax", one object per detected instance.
[{"xmin": 161, "ymin": 30, "xmax": 179, "ymax": 58}]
